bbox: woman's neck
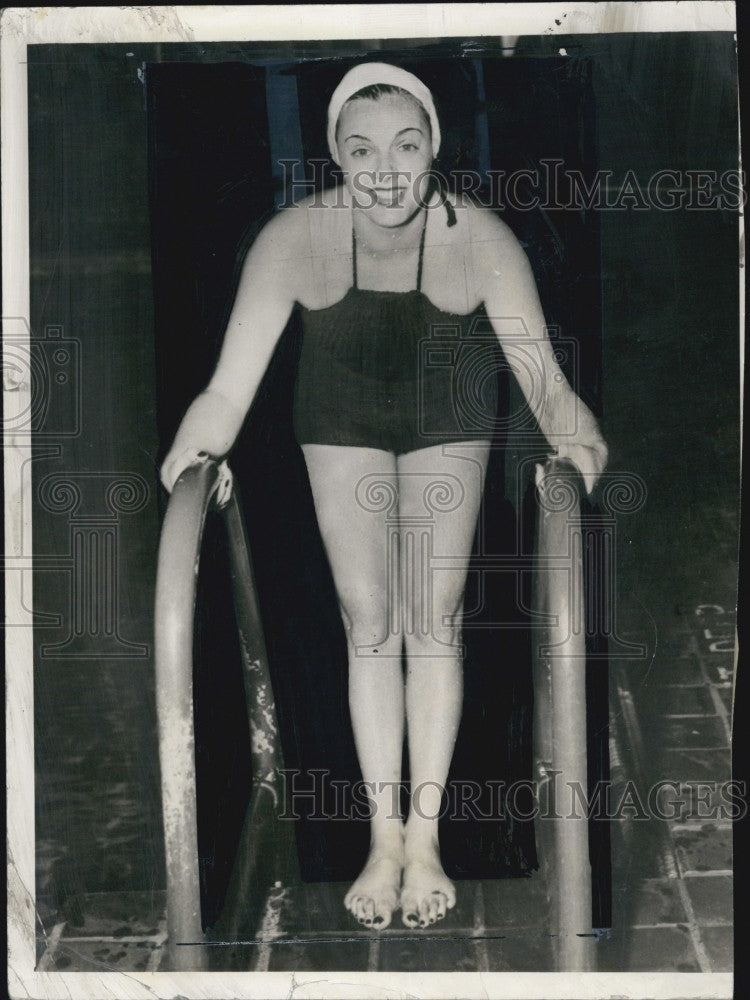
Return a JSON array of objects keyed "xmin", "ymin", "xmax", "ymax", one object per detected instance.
[{"xmin": 351, "ymin": 203, "xmax": 427, "ymax": 254}]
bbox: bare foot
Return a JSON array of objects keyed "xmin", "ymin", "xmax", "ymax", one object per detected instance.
[
  {"xmin": 344, "ymin": 828, "xmax": 404, "ymax": 929},
  {"xmin": 401, "ymin": 837, "xmax": 455, "ymax": 929}
]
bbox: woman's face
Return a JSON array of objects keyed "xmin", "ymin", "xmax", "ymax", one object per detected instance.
[{"xmin": 337, "ymin": 93, "xmax": 434, "ymax": 227}]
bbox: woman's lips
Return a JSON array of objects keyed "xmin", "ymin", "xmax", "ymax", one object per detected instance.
[{"xmin": 372, "ymin": 188, "xmax": 406, "ymax": 205}]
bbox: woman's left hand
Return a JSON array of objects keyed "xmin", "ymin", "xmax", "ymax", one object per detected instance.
[{"xmin": 553, "ymin": 437, "xmax": 608, "ymax": 497}]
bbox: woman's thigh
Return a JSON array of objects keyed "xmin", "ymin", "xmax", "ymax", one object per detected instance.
[
  {"xmin": 396, "ymin": 441, "xmax": 491, "ymax": 647},
  {"xmin": 301, "ymin": 443, "xmax": 399, "ymax": 642}
]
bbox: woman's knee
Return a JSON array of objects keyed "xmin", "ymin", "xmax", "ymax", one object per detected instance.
[
  {"xmin": 339, "ymin": 588, "xmax": 400, "ymax": 651},
  {"xmin": 404, "ymin": 592, "xmax": 463, "ymax": 654}
]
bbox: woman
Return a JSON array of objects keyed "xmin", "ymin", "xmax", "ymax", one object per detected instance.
[{"xmin": 161, "ymin": 62, "xmax": 607, "ymax": 931}]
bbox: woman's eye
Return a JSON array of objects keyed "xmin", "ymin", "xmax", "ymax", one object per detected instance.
[
  {"xmin": 399, "ymin": 142, "xmax": 418, "ymax": 152},
  {"xmin": 350, "ymin": 148, "xmax": 371, "ymax": 158}
]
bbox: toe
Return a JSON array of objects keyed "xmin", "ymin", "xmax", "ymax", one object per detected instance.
[
  {"xmin": 418, "ymin": 898, "xmax": 431, "ymax": 928},
  {"xmin": 400, "ymin": 888, "xmax": 417, "ymax": 928}
]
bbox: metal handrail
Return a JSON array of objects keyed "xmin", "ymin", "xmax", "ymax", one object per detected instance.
[
  {"xmin": 532, "ymin": 455, "xmax": 595, "ymax": 971},
  {"xmin": 154, "ymin": 460, "xmax": 283, "ymax": 970}
]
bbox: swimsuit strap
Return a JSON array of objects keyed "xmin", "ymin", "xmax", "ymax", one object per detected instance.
[
  {"xmin": 352, "ymin": 224, "xmax": 358, "ymax": 289},
  {"xmin": 416, "ymin": 209, "xmax": 428, "ymax": 292},
  {"xmin": 351, "ymin": 208, "xmax": 429, "ymax": 291}
]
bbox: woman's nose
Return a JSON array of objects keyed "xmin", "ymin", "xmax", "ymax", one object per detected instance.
[{"xmin": 376, "ymin": 151, "xmax": 399, "ymax": 183}]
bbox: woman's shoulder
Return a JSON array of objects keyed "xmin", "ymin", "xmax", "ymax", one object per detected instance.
[
  {"xmin": 251, "ymin": 200, "xmax": 311, "ymax": 258},
  {"xmin": 254, "ymin": 188, "xmax": 348, "ymax": 256},
  {"xmin": 444, "ymin": 193, "xmax": 520, "ymax": 248},
  {"xmin": 433, "ymin": 195, "xmax": 533, "ymax": 301}
]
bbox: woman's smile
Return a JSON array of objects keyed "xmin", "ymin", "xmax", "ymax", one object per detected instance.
[{"xmin": 372, "ymin": 186, "xmax": 406, "ymax": 206}]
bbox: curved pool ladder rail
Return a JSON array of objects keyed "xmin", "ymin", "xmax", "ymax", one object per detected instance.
[
  {"xmin": 532, "ymin": 455, "xmax": 595, "ymax": 971},
  {"xmin": 154, "ymin": 459, "xmax": 283, "ymax": 970}
]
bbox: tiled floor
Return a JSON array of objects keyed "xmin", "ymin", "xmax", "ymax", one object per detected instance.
[
  {"xmin": 596, "ymin": 599, "xmax": 735, "ymax": 974},
  {"xmin": 36, "ymin": 890, "xmax": 167, "ymax": 972}
]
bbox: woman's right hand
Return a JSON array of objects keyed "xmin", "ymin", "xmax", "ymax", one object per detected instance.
[
  {"xmin": 159, "ymin": 389, "xmax": 246, "ymax": 497},
  {"xmin": 160, "ymin": 446, "xmax": 234, "ymax": 507},
  {"xmin": 160, "ymin": 444, "xmax": 211, "ymax": 495}
]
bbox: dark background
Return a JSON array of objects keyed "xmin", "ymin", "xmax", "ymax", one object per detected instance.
[{"xmin": 28, "ymin": 33, "xmax": 739, "ymax": 934}]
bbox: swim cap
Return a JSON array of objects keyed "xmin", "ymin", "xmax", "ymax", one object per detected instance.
[{"xmin": 327, "ymin": 62, "xmax": 441, "ymax": 164}]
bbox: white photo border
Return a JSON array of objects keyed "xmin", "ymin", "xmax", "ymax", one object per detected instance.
[{"xmin": 3, "ymin": 4, "xmax": 739, "ymax": 999}]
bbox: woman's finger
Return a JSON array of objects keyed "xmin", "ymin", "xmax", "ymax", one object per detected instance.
[
  {"xmin": 215, "ymin": 460, "xmax": 234, "ymax": 508},
  {"xmin": 554, "ymin": 443, "xmax": 605, "ymax": 496},
  {"xmin": 160, "ymin": 458, "xmax": 175, "ymax": 494}
]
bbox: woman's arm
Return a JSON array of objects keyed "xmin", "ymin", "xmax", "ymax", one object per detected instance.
[
  {"xmin": 160, "ymin": 211, "xmax": 300, "ymax": 493},
  {"xmin": 472, "ymin": 208, "xmax": 608, "ymax": 494}
]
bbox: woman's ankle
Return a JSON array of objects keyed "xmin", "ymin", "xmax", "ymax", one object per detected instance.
[
  {"xmin": 403, "ymin": 814, "xmax": 440, "ymax": 852},
  {"xmin": 369, "ymin": 817, "xmax": 406, "ymax": 854}
]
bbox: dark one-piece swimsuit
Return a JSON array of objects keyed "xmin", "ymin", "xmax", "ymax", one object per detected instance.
[{"xmin": 293, "ymin": 210, "xmax": 503, "ymax": 455}]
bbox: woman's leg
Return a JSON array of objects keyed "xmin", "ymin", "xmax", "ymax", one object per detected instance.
[
  {"xmin": 396, "ymin": 441, "xmax": 491, "ymax": 928},
  {"xmin": 301, "ymin": 444, "xmax": 405, "ymax": 929}
]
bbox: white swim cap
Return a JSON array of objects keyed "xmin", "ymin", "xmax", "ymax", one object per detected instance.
[{"xmin": 327, "ymin": 62, "xmax": 441, "ymax": 164}]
